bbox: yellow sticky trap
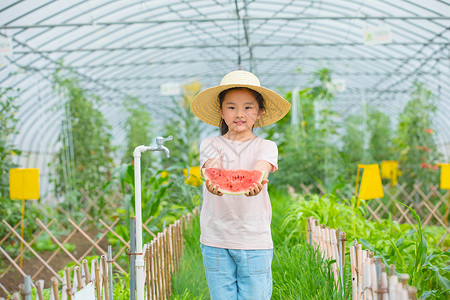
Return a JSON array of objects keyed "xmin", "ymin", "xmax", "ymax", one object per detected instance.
[
  {"xmin": 9, "ymin": 168, "xmax": 40, "ymax": 200},
  {"xmin": 357, "ymin": 164, "xmax": 384, "ymax": 200},
  {"xmin": 183, "ymin": 166, "xmax": 202, "ymax": 187},
  {"xmin": 381, "ymin": 161, "xmax": 399, "ymax": 186},
  {"xmin": 438, "ymin": 164, "xmax": 450, "ymax": 190}
]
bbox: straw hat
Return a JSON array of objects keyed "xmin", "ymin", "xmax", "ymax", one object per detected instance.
[{"xmin": 190, "ymin": 70, "xmax": 291, "ymax": 127}]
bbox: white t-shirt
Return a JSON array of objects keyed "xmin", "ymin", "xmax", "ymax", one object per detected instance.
[{"xmin": 199, "ymin": 135, "xmax": 278, "ymax": 250}]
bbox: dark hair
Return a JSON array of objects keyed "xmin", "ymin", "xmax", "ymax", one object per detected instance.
[{"xmin": 218, "ymin": 87, "xmax": 265, "ymax": 136}]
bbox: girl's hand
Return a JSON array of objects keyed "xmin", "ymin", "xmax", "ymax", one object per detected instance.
[
  {"xmin": 206, "ymin": 180, "xmax": 223, "ymax": 196},
  {"xmin": 245, "ymin": 179, "xmax": 269, "ymax": 197}
]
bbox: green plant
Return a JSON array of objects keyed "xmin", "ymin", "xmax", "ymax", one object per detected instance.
[
  {"xmin": 394, "ymin": 82, "xmax": 441, "ymax": 188},
  {"xmin": 51, "ymin": 63, "xmax": 115, "ymax": 196},
  {"xmin": 0, "ymin": 87, "xmax": 20, "ymax": 197},
  {"xmin": 32, "ymin": 234, "xmax": 75, "ymax": 252}
]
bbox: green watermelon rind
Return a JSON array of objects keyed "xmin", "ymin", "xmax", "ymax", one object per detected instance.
[{"xmin": 201, "ymin": 168, "xmax": 266, "ymax": 195}]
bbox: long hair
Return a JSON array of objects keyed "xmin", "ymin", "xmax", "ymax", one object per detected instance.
[{"xmin": 218, "ymin": 87, "xmax": 265, "ymax": 136}]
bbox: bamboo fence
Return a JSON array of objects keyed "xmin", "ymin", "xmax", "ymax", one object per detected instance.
[
  {"xmin": 307, "ymin": 217, "xmax": 418, "ymax": 300},
  {"xmin": 1, "ymin": 209, "xmax": 196, "ymax": 299},
  {"xmin": 141, "ymin": 211, "xmax": 194, "ymax": 300}
]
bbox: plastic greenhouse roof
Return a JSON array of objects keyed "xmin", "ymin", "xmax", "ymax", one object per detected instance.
[{"xmin": 1, "ymin": 0, "xmax": 449, "ymax": 195}]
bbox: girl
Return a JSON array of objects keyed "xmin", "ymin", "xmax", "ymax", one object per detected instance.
[{"xmin": 190, "ymin": 70, "xmax": 290, "ymax": 299}]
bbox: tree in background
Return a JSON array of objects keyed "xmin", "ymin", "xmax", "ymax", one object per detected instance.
[
  {"xmin": 0, "ymin": 87, "xmax": 20, "ymax": 198},
  {"xmin": 52, "ymin": 66, "xmax": 114, "ymax": 196},
  {"xmin": 394, "ymin": 82, "xmax": 441, "ymax": 187},
  {"xmin": 122, "ymin": 95, "xmax": 153, "ymax": 170}
]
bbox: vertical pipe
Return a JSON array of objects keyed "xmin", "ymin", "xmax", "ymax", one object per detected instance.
[
  {"xmin": 134, "ymin": 152, "xmax": 145, "ymax": 300},
  {"xmin": 20, "ymin": 199, "xmax": 25, "ymax": 268},
  {"xmin": 108, "ymin": 246, "xmax": 113, "ymax": 300},
  {"xmin": 130, "ymin": 217, "xmax": 136, "ymax": 299},
  {"xmin": 24, "ymin": 275, "xmax": 31, "ymax": 300}
]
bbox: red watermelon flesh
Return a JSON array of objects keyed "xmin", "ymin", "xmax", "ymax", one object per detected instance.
[{"xmin": 202, "ymin": 168, "xmax": 265, "ymax": 195}]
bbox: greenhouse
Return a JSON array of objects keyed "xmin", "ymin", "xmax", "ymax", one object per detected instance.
[{"xmin": 0, "ymin": 0, "xmax": 449, "ymax": 299}]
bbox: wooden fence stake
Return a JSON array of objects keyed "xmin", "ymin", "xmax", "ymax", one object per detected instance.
[
  {"xmin": 349, "ymin": 245, "xmax": 358, "ymax": 300},
  {"xmin": 82, "ymin": 259, "xmax": 90, "ymax": 286},
  {"xmin": 388, "ymin": 265, "xmax": 397, "ymax": 299},
  {"xmin": 151, "ymin": 241, "xmax": 157, "ymax": 300},
  {"xmin": 101, "ymin": 255, "xmax": 109, "ymax": 300},
  {"xmin": 65, "ymin": 268, "xmax": 73, "ymax": 300},
  {"xmin": 94, "ymin": 260, "xmax": 101, "ymax": 300},
  {"xmin": 51, "ymin": 277, "xmax": 59, "ymax": 300},
  {"xmin": 356, "ymin": 243, "xmax": 363, "ymax": 300},
  {"xmin": 145, "ymin": 244, "xmax": 151, "ymax": 300},
  {"xmin": 35, "ymin": 280, "xmax": 45, "ymax": 300}
]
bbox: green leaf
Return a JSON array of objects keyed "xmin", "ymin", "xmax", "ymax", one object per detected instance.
[{"xmin": 437, "ymin": 273, "xmax": 450, "ymax": 290}]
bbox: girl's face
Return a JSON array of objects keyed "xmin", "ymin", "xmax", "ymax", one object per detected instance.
[{"xmin": 219, "ymin": 89, "xmax": 264, "ymax": 135}]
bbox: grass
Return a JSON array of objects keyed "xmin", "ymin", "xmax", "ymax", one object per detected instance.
[{"xmin": 170, "ymin": 216, "xmax": 209, "ymax": 299}]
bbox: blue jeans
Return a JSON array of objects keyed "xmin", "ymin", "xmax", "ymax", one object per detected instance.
[{"xmin": 200, "ymin": 243, "xmax": 273, "ymax": 300}]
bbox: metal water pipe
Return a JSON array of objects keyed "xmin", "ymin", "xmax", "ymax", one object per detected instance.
[{"xmin": 133, "ymin": 135, "xmax": 172, "ymax": 300}]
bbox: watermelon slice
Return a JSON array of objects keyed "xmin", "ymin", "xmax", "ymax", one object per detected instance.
[{"xmin": 202, "ymin": 168, "xmax": 266, "ymax": 195}]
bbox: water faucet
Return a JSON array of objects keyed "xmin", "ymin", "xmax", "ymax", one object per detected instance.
[
  {"xmin": 155, "ymin": 136, "xmax": 173, "ymax": 157},
  {"xmin": 133, "ymin": 135, "xmax": 173, "ymax": 157}
]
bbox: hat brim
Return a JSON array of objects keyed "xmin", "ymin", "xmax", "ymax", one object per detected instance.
[{"xmin": 190, "ymin": 83, "xmax": 291, "ymax": 128}]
